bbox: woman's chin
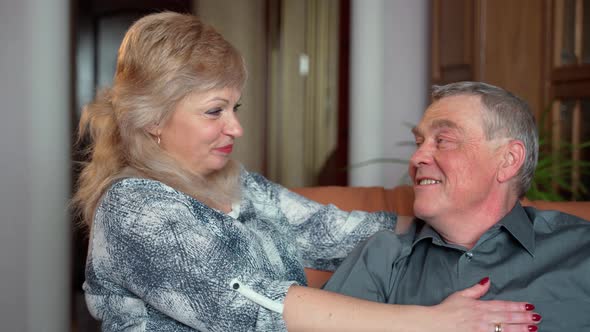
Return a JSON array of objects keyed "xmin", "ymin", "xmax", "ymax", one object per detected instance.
[{"xmin": 202, "ymin": 158, "xmax": 233, "ymax": 175}]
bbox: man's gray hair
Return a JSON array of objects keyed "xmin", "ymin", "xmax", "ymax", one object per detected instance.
[{"xmin": 432, "ymin": 81, "xmax": 538, "ymax": 198}]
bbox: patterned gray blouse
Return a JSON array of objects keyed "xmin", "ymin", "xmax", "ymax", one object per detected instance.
[{"xmin": 84, "ymin": 171, "xmax": 396, "ymax": 331}]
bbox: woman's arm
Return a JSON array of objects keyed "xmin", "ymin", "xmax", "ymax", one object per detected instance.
[
  {"xmin": 244, "ymin": 172, "xmax": 398, "ymax": 270},
  {"xmin": 284, "ymin": 282, "xmax": 539, "ymax": 332}
]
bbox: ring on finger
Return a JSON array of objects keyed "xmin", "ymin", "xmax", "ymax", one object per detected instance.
[{"xmin": 494, "ymin": 323, "xmax": 503, "ymax": 332}]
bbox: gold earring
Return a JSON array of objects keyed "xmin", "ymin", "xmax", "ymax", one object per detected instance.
[{"xmin": 157, "ymin": 136, "xmax": 161, "ymax": 145}]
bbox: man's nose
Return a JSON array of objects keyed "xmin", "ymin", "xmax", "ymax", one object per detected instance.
[{"xmin": 409, "ymin": 144, "xmax": 433, "ymax": 167}]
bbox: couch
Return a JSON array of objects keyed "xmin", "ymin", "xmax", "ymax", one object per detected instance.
[{"xmin": 291, "ymin": 185, "xmax": 590, "ymax": 288}]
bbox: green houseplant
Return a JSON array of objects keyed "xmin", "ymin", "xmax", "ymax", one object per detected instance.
[{"xmin": 526, "ymin": 106, "xmax": 590, "ymax": 201}]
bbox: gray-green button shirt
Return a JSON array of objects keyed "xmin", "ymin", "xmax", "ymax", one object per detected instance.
[{"xmin": 324, "ymin": 203, "xmax": 590, "ymax": 331}]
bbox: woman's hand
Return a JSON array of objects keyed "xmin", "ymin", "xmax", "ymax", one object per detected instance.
[
  {"xmin": 429, "ymin": 277, "xmax": 541, "ymax": 332},
  {"xmin": 284, "ymin": 278, "xmax": 541, "ymax": 332}
]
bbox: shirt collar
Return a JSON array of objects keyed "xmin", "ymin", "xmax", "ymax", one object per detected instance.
[
  {"xmin": 412, "ymin": 202, "xmax": 535, "ymax": 256},
  {"xmin": 498, "ymin": 202, "xmax": 535, "ymax": 256}
]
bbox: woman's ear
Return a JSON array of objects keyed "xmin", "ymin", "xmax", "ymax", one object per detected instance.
[
  {"xmin": 146, "ymin": 123, "xmax": 161, "ymax": 137},
  {"xmin": 497, "ymin": 140, "xmax": 525, "ymax": 183}
]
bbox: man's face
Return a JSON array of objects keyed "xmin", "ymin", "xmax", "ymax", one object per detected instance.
[{"xmin": 409, "ymin": 95, "xmax": 503, "ymax": 225}]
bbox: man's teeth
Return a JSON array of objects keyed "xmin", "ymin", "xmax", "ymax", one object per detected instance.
[{"xmin": 418, "ymin": 179, "xmax": 441, "ymax": 185}]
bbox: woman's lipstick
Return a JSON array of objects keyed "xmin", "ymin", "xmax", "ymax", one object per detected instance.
[{"xmin": 214, "ymin": 144, "xmax": 233, "ymax": 154}]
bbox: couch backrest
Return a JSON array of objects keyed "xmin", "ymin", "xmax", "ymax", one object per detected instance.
[
  {"xmin": 291, "ymin": 186, "xmax": 399, "ymax": 212},
  {"xmin": 292, "ymin": 185, "xmax": 590, "ymax": 220}
]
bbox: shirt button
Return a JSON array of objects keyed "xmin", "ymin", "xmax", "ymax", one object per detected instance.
[{"xmin": 465, "ymin": 252, "xmax": 473, "ymax": 260}]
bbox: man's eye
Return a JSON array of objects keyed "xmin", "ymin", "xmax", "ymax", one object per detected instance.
[
  {"xmin": 205, "ymin": 108, "xmax": 223, "ymax": 116},
  {"xmin": 233, "ymin": 103, "xmax": 242, "ymax": 112}
]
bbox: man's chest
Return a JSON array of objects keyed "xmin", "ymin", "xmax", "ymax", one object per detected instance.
[{"xmin": 389, "ymin": 237, "xmax": 590, "ymax": 331}]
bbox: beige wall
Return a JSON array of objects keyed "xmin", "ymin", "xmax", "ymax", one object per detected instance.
[
  {"xmin": 349, "ymin": 0, "xmax": 430, "ymax": 187},
  {"xmin": 194, "ymin": 0, "xmax": 268, "ymax": 174}
]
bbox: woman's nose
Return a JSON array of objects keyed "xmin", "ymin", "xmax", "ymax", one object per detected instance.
[{"xmin": 224, "ymin": 112, "xmax": 243, "ymax": 138}]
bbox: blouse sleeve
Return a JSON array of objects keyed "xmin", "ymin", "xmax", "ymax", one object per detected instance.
[
  {"xmin": 86, "ymin": 183, "xmax": 294, "ymax": 332},
  {"xmin": 244, "ymin": 172, "xmax": 398, "ymax": 271}
]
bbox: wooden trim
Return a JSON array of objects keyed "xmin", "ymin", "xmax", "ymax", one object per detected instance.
[
  {"xmin": 92, "ymin": 0, "xmax": 192, "ymax": 15},
  {"xmin": 541, "ymin": 0, "xmax": 553, "ymax": 115},
  {"xmin": 304, "ymin": 0, "xmax": 316, "ymax": 183},
  {"xmin": 574, "ymin": 0, "xmax": 583, "ymax": 63},
  {"xmin": 266, "ymin": 0, "xmax": 282, "ymax": 181},
  {"xmin": 552, "ymin": 80, "xmax": 590, "ymax": 98},
  {"xmin": 474, "ymin": 0, "xmax": 486, "ymax": 80},
  {"xmin": 439, "ymin": 64, "xmax": 472, "ymax": 84},
  {"xmin": 463, "ymin": 0, "xmax": 474, "ymax": 64},
  {"xmin": 572, "ymin": 100, "xmax": 581, "ymax": 197},
  {"xmin": 317, "ymin": 0, "xmax": 350, "ymax": 186},
  {"xmin": 431, "ymin": 0, "xmax": 441, "ymax": 82},
  {"xmin": 552, "ymin": 63, "xmax": 590, "ymax": 81},
  {"xmin": 553, "ymin": 0, "xmax": 564, "ymax": 67},
  {"xmin": 551, "ymin": 100, "xmax": 562, "ymax": 192},
  {"xmin": 551, "ymin": 64, "xmax": 590, "ymax": 98}
]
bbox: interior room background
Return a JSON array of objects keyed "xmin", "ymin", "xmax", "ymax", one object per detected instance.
[{"xmin": 1, "ymin": 0, "xmax": 588, "ymax": 331}]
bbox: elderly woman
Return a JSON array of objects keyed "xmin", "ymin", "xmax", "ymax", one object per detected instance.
[{"xmin": 74, "ymin": 12, "xmax": 539, "ymax": 332}]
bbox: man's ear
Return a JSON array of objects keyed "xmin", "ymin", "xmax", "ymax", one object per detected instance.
[{"xmin": 498, "ymin": 140, "xmax": 525, "ymax": 183}]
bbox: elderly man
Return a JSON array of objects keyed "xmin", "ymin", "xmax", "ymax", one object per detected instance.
[{"xmin": 324, "ymin": 82, "xmax": 590, "ymax": 331}]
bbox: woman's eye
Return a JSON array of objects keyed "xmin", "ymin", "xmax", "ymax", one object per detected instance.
[
  {"xmin": 233, "ymin": 103, "xmax": 242, "ymax": 112},
  {"xmin": 205, "ymin": 108, "xmax": 223, "ymax": 116}
]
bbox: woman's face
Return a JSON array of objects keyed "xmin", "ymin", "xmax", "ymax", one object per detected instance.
[{"xmin": 157, "ymin": 87, "xmax": 243, "ymax": 177}]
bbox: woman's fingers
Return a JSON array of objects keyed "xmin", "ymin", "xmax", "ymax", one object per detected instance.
[
  {"xmin": 456, "ymin": 276, "xmax": 491, "ymax": 299},
  {"xmin": 487, "ymin": 322, "xmax": 539, "ymax": 332},
  {"xmin": 481, "ymin": 311, "xmax": 542, "ymax": 324},
  {"xmin": 467, "ymin": 308, "xmax": 541, "ymax": 332},
  {"xmin": 479, "ymin": 299, "xmax": 536, "ymax": 312}
]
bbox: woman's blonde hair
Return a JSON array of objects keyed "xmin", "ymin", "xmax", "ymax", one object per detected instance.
[{"xmin": 73, "ymin": 12, "xmax": 247, "ymax": 227}]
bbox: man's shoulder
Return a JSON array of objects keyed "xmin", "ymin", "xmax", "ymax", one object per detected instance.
[
  {"xmin": 525, "ymin": 206, "xmax": 590, "ymax": 232},
  {"xmin": 363, "ymin": 229, "xmax": 415, "ymax": 257}
]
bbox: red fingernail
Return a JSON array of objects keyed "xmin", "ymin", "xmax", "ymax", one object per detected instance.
[
  {"xmin": 525, "ymin": 304, "xmax": 535, "ymax": 311},
  {"xmin": 532, "ymin": 314, "xmax": 542, "ymax": 321},
  {"xmin": 528, "ymin": 325, "xmax": 538, "ymax": 331},
  {"xmin": 478, "ymin": 277, "xmax": 489, "ymax": 285}
]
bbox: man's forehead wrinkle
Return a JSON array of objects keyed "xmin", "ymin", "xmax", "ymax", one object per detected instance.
[
  {"xmin": 431, "ymin": 119, "xmax": 462, "ymax": 132},
  {"xmin": 413, "ymin": 118, "xmax": 464, "ymax": 137}
]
